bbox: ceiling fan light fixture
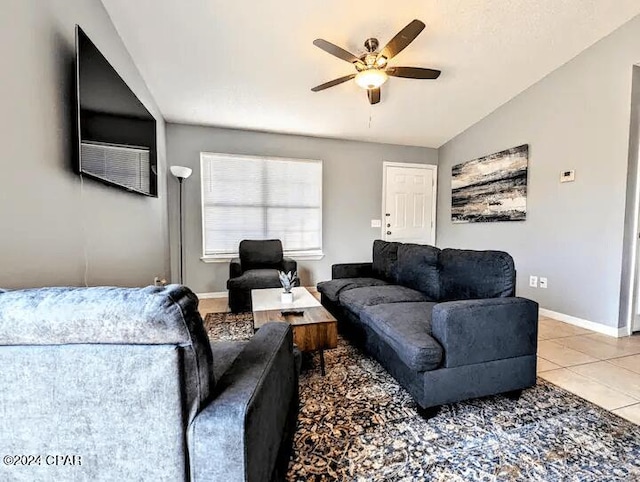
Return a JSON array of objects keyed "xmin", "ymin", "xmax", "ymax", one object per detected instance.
[{"xmin": 355, "ymin": 69, "xmax": 388, "ymax": 90}]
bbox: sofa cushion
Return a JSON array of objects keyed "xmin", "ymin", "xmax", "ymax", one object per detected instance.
[
  {"xmin": 339, "ymin": 285, "xmax": 428, "ymax": 315},
  {"xmin": 360, "ymin": 302, "xmax": 443, "ymax": 371},
  {"xmin": 0, "ymin": 285, "xmax": 213, "ymax": 425},
  {"xmin": 372, "ymin": 240, "xmax": 400, "ymax": 281},
  {"xmin": 226, "ymin": 269, "xmax": 282, "ymax": 290},
  {"xmin": 440, "ymin": 249, "xmax": 515, "ymax": 301},
  {"xmin": 317, "ymin": 277, "xmax": 389, "ymax": 303},
  {"xmin": 394, "ymin": 244, "xmax": 441, "ymax": 300}
]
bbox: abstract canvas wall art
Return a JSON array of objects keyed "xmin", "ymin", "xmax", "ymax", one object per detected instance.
[{"xmin": 451, "ymin": 144, "xmax": 528, "ymax": 223}]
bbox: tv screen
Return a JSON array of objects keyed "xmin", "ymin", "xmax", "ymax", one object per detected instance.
[{"xmin": 75, "ymin": 25, "xmax": 157, "ymax": 196}]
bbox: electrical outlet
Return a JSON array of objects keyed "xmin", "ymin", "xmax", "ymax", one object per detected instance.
[
  {"xmin": 529, "ymin": 276, "xmax": 538, "ymax": 288},
  {"xmin": 154, "ymin": 277, "xmax": 167, "ymax": 287},
  {"xmin": 371, "ymin": 219, "xmax": 382, "ymax": 228},
  {"xmin": 539, "ymin": 277, "xmax": 548, "ymax": 289}
]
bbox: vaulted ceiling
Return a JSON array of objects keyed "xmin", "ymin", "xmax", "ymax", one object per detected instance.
[{"xmin": 101, "ymin": 0, "xmax": 640, "ymax": 147}]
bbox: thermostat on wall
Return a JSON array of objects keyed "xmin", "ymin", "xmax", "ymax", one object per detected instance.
[{"xmin": 560, "ymin": 170, "xmax": 575, "ymax": 183}]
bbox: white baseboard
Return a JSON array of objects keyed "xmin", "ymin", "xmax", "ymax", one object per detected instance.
[
  {"xmin": 539, "ymin": 308, "xmax": 627, "ymax": 338},
  {"xmin": 196, "ymin": 291, "xmax": 228, "ymax": 299},
  {"xmin": 197, "ymin": 286, "xmax": 317, "ymax": 299}
]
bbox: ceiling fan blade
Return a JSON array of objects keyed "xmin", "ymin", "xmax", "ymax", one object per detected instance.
[
  {"xmin": 313, "ymin": 39, "xmax": 364, "ymax": 67},
  {"xmin": 368, "ymin": 88, "xmax": 380, "ymax": 105},
  {"xmin": 311, "ymin": 74, "xmax": 356, "ymax": 92},
  {"xmin": 378, "ymin": 19, "xmax": 426, "ymax": 62},
  {"xmin": 387, "ymin": 66, "xmax": 441, "ymax": 79}
]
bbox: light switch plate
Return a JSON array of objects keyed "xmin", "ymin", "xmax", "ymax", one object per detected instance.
[
  {"xmin": 560, "ymin": 170, "xmax": 575, "ymax": 183},
  {"xmin": 539, "ymin": 277, "xmax": 548, "ymax": 289},
  {"xmin": 371, "ymin": 219, "xmax": 382, "ymax": 228}
]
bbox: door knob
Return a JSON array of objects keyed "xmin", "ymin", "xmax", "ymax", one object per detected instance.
[
  {"xmin": 386, "ymin": 223, "xmax": 391, "ymax": 228},
  {"xmin": 387, "ymin": 231, "xmax": 392, "ymax": 235}
]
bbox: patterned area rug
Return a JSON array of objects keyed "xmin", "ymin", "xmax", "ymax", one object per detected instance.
[
  {"xmin": 203, "ymin": 312, "xmax": 253, "ymax": 341},
  {"xmin": 204, "ymin": 313, "xmax": 640, "ymax": 481}
]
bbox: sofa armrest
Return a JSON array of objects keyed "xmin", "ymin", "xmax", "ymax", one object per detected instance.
[
  {"xmin": 229, "ymin": 258, "xmax": 243, "ymax": 279},
  {"xmin": 332, "ymin": 262, "xmax": 374, "ymax": 279},
  {"xmin": 189, "ymin": 323, "xmax": 297, "ymax": 482},
  {"xmin": 282, "ymin": 257, "xmax": 297, "ymax": 275},
  {"xmin": 431, "ymin": 297, "xmax": 538, "ymax": 368}
]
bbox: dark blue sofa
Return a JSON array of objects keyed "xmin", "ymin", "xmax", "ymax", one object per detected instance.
[{"xmin": 317, "ymin": 240, "xmax": 538, "ymax": 412}]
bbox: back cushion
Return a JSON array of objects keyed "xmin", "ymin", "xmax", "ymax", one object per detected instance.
[
  {"xmin": 394, "ymin": 244, "xmax": 441, "ymax": 300},
  {"xmin": 0, "ymin": 285, "xmax": 213, "ymax": 425},
  {"xmin": 372, "ymin": 240, "xmax": 400, "ymax": 281},
  {"xmin": 240, "ymin": 239, "xmax": 283, "ymax": 270},
  {"xmin": 440, "ymin": 249, "xmax": 515, "ymax": 301}
]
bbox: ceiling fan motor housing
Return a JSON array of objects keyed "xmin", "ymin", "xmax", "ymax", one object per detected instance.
[{"xmin": 364, "ymin": 37, "xmax": 379, "ymax": 53}]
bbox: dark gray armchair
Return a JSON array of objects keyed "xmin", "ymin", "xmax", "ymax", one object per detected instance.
[{"xmin": 227, "ymin": 239, "xmax": 297, "ymax": 313}]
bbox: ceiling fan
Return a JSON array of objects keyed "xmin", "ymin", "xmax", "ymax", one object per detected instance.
[{"xmin": 311, "ymin": 19, "xmax": 441, "ymax": 105}]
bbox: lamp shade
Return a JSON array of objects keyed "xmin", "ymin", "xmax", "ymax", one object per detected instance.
[
  {"xmin": 170, "ymin": 165, "xmax": 193, "ymax": 179},
  {"xmin": 355, "ymin": 69, "xmax": 388, "ymax": 90}
]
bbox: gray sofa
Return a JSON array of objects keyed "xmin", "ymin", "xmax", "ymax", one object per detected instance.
[
  {"xmin": 0, "ymin": 285, "xmax": 298, "ymax": 481},
  {"xmin": 317, "ymin": 240, "xmax": 538, "ymax": 414}
]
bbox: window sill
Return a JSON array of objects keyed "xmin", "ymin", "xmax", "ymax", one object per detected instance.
[{"xmin": 200, "ymin": 252, "xmax": 325, "ymax": 263}]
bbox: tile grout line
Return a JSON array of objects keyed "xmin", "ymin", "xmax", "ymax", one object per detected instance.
[
  {"xmin": 612, "ymin": 401, "xmax": 640, "ymax": 411},
  {"xmin": 538, "ymin": 337, "xmax": 640, "ymax": 364},
  {"xmin": 562, "ymin": 364, "xmax": 640, "ymax": 402}
]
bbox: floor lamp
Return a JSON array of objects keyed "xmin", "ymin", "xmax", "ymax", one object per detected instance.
[{"xmin": 170, "ymin": 166, "xmax": 193, "ymax": 284}]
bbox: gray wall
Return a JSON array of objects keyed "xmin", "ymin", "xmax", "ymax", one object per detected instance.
[
  {"xmin": 437, "ymin": 14, "xmax": 640, "ymax": 329},
  {"xmin": 0, "ymin": 0, "xmax": 169, "ymax": 288},
  {"xmin": 166, "ymin": 124, "xmax": 437, "ymax": 293}
]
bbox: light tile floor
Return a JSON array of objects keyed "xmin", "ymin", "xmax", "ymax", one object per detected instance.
[
  {"xmin": 537, "ymin": 316, "xmax": 640, "ymax": 425},
  {"xmin": 198, "ymin": 297, "xmax": 640, "ymax": 425}
]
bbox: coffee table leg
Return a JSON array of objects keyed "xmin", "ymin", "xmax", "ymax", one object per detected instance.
[{"xmin": 319, "ymin": 349, "xmax": 326, "ymax": 376}]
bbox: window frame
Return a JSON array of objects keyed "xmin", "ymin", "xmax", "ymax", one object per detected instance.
[{"xmin": 199, "ymin": 152, "xmax": 324, "ymax": 263}]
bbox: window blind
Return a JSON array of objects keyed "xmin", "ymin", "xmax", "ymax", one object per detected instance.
[
  {"xmin": 81, "ymin": 142, "xmax": 150, "ymax": 194},
  {"xmin": 201, "ymin": 153, "xmax": 323, "ymax": 257}
]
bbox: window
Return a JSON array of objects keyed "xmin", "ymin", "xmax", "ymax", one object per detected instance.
[{"xmin": 200, "ymin": 153, "xmax": 323, "ymax": 260}]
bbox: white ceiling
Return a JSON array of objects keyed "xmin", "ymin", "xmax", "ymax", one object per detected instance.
[{"xmin": 101, "ymin": 1, "xmax": 640, "ymax": 148}]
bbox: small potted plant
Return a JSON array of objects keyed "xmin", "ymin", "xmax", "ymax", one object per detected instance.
[{"xmin": 278, "ymin": 270, "xmax": 297, "ymax": 303}]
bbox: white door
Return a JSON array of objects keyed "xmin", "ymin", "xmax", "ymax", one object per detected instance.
[{"xmin": 383, "ymin": 162, "xmax": 437, "ymax": 245}]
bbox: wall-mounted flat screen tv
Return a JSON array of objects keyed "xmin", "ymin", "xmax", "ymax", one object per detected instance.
[{"xmin": 75, "ymin": 25, "xmax": 157, "ymax": 197}]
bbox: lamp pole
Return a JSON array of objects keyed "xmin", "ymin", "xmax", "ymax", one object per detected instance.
[
  {"xmin": 170, "ymin": 166, "xmax": 193, "ymax": 285},
  {"xmin": 178, "ymin": 176, "xmax": 185, "ymax": 284}
]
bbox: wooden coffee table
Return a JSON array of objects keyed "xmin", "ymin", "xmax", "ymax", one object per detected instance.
[{"xmin": 252, "ymin": 287, "xmax": 337, "ymax": 375}]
